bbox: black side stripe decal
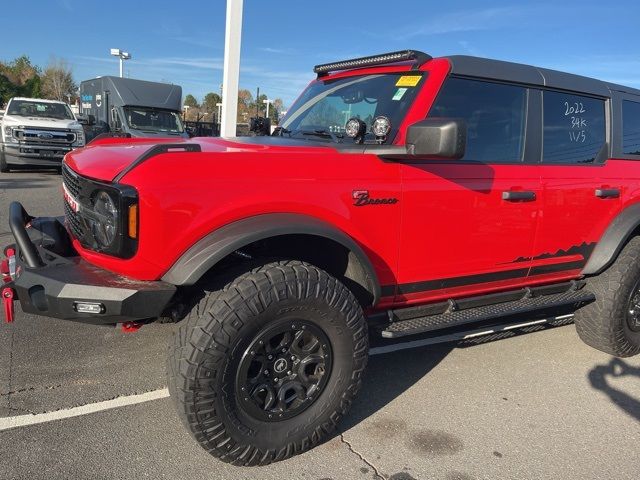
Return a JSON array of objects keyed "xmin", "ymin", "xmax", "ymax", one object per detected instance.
[{"xmin": 382, "ymin": 259, "xmax": 586, "ymax": 297}]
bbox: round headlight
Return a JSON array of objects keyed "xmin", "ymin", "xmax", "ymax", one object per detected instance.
[
  {"xmin": 91, "ymin": 191, "xmax": 118, "ymax": 247},
  {"xmin": 345, "ymin": 117, "xmax": 366, "ymax": 140},
  {"xmin": 371, "ymin": 116, "xmax": 391, "ymax": 139}
]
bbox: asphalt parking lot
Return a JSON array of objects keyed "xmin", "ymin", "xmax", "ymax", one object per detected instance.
[{"xmin": 0, "ymin": 169, "xmax": 639, "ymax": 480}]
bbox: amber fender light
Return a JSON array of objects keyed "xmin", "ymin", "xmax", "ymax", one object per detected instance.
[{"xmin": 128, "ymin": 204, "xmax": 138, "ymax": 239}]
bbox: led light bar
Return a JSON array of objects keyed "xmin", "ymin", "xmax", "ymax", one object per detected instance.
[{"xmin": 313, "ymin": 50, "xmax": 432, "ymax": 76}]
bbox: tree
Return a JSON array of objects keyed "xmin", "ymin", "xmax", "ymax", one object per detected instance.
[
  {"xmin": 236, "ymin": 89, "xmax": 253, "ymax": 123},
  {"xmin": 271, "ymin": 98, "xmax": 284, "ymax": 123},
  {"xmin": 184, "ymin": 94, "xmax": 199, "ymax": 108},
  {"xmin": 0, "ymin": 56, "xmax": 41, "ymax": 104},
  {"xmin": 202, "ymin": 92, "xmax": 221, "ymax": 114},
  {"xmin": 0, "ymin": 74, "xmax": 20, "ymax": 107},
  {"xmin": 0, "ymin": 56, "xmax": 40, "ymax": 86},
  {"xmin": 41, "ymin": 57, "xmax": 76, "ymax": 101}
]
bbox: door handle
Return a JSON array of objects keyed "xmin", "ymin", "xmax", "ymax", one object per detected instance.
[
  {"xmin": 502, "ymin": 190, "xmax": 536, "ymax": 201},
  {"xmin": 595, "ymin": 188, "xmax": 620, "ymax": 198}
]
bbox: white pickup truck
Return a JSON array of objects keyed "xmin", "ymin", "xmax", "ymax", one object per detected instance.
[{"xmin": 0, "ymin": 97, "xmax": 85, "ymax": 172}]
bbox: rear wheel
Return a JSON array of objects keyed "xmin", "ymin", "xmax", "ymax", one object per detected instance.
[
  {"xmin": 574, "ymin": 237, "xmax": 640, "ymax": 357},
  {"xmin": 167, "ymin": 260, "xmax": 368, "ymax": 465}
]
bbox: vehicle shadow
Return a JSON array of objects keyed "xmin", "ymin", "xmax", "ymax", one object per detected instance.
[
  {"xmin": 339, "ymin": 342, "xmax": 453, "ymax": 432},
  {"xmin": 588, "ymin": 358, "xmax": 640, "ymax": 422},
  {"xmin": 336, "ymin": 322, "xmax": 570, "ymax": 437}
]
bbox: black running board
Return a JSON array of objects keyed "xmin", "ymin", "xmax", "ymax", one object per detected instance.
[{"xmin": 380, "ymin": 287, "xmax": 595, "ymax": 339}]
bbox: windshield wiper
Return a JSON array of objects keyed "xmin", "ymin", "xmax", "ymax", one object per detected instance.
[
  {"xmin": 275, "ymin": 127, "xmax": 343, "ymax": 143},
  {"xmin": 304, "ymin": 129, "xmax": 342, "ymax": 143}
]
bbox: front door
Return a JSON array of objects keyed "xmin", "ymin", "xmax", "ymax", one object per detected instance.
[{"xmin": 397, "ymin": 77, "xmax": 541, "ymax": 305}]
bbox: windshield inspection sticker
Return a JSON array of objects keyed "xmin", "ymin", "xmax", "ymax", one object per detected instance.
[
  {"xmin": 396, "ymin": 75, "xmax": 421, "ymax": 87},
  {"xmin": 392, "ymin": 88, "xmax": 408, "ymax": 101}
]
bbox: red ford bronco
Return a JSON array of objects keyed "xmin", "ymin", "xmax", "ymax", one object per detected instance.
[{"xmin": 3, "ymin": 50, "xmax": 640, "ymax": 465}]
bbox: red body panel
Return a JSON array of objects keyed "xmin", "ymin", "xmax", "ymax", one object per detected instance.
[
  {"xmin": 68, "ymin": 141, "xmax": 402, "ymax": 286},
  {"xmin": 61, "ymin": 57, "xmax": 638, "ymax": 313}
]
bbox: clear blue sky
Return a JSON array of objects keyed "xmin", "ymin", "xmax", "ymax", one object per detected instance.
[{"xmin": 2, "ymin": 0, "xmax": 639, "ymax": 107}]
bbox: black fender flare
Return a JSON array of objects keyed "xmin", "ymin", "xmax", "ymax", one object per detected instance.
[
  {"xmin": 161, "ymin": 213, "xmax": 382, "ymax": 305},
  {"xmin": 583, "ymin": 203, "xmax": 640, "ymax": 275}
]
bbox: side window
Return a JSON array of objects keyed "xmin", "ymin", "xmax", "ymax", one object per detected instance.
[
  {"xmin": 429, "ymin": 77, "xmax": 527, "ymax": 162},
  {"xmin": 623, "ymin": 100, "xmax": 640, "ymax": 155},
  {"xmin": 543, "ymin": 91, "xmax": 605, "ymax": 164}
]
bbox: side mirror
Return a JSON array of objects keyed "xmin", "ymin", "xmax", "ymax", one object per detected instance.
[
  {"xmin": 87, "ymin": 114, "xmax": 96, "ymax": 126},
  {"xmin": 406, "ymin": 118, "xmax": 467, "ymax": 159}
]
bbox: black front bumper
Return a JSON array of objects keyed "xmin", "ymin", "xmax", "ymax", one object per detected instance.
[{"xmin": 4, "ymin": 202, "xmax": 176, "ymax": 324}]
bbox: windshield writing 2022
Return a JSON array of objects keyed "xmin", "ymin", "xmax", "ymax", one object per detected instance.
[{"xmin": 565, "ymin": 101, "xmax": 587, "ymax": 143}]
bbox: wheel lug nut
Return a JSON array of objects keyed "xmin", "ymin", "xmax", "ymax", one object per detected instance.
[
  {"xmin": 267, "ymin": 355, "xmax": 273, "ymax": 360},
  {"xmin": 290, "ymin": 356, "xmax": 296, "ymax": 361},
  {"xmin": 264, "ymin": 370, "xmax": 269, "ymax": 375},
  {"xmin": 273, "ymin": 378, "xmax": 278, "ymax": 383},
  {"xmin": 281, "ymin": 348, "xmax": 286, "ymax": 353},
  {"xmin": 287, "ymin": 370, "xmax": 292, "ymax": 375}
]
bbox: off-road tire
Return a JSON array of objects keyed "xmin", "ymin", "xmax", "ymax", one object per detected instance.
[
  {"xmin": 574, "ymin": 236, "xmax": 640, "ymax": 357},
  {"xmin": 167, "ymin": 260, "xmax": 368, "ymax": 465}
]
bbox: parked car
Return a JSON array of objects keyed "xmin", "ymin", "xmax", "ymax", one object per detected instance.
[
  {"xmin": 0, "ymin": 97, "xmax": 85, "ymax": 172},
  {"xmin": 79, "ymin": 76, "xmax": 188, "ymax": 141},
  {"xmin": 3, "ymin": 50, "xmax": 640, "ymax": 465}
]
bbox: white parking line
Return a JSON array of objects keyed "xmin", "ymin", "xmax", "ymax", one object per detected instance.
[
  {"xmin": 0, "ymin": 316, "xmax": 570, "ymax": 431},
  {"xmin": 0, "ymin": 388, "xmax": 169, "ymax": 432}
]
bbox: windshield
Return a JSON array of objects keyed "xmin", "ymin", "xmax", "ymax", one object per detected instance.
[
  {"xmin": 7, "ymin": 99, "xmax": 74, "ymax": 120},
  {"xmin": 280, "ymin": 73, "xmax": 425, "ymax": 144},
  {"xmin": 123, "ymin": 107, "xmax": 185, "ymax": 133}
]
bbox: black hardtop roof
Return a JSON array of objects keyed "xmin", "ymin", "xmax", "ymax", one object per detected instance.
[
  {"xmin": 80, "ymin": 76, "xmax": 183, "ymax": 111},
  {"xmin": 442, "ymin": 55, "xmax": 640, "ymax": 98}
]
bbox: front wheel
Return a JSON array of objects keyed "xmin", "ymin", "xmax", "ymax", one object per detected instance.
[{"xmin": 167, "ymin": 260, "xmax": 368, "ymax": 465}]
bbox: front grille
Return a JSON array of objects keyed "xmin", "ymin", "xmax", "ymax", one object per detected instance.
[
  {"xmin": 64, "ymin": 200, "xmax": 85, "ymax": 239},
  {"xmin": 15, "ymin": 128, "xmax": 75, "ymax": 146},
  {"xmin": 62, "ymin": 164, "xmax": 81, "ymax": 198},
  {"xmin": 62, "ymin": 165, "xmax": 86, "ymax": 239}
]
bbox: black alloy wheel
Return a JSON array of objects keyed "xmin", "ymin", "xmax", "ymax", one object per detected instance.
[{"xmin": 236, "ymin": 320, "xmax": 332, "ymax": 421}]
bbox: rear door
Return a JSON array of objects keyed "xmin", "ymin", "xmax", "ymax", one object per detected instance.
[
  {"xmin": 397, "ymin": 77, "xmax": 541, "ymax": 305},
  {"xmin": 533, "ymin": 90, "xmax": 620, "ymax": 281}
]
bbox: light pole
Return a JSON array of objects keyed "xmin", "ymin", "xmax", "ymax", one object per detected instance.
[
  {"xmin": 262, "ymin": 98, "xmax": 272, "ymax": 119},
  {"xmin": 110, "ymin": 48, "xmax": 131, "ymax": 78},
  {"xmin": 220, "ymin": 0, "xmax": 243, "ymax": 137}
]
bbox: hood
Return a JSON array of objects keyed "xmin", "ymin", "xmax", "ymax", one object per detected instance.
[
  {"xmin": 1, "ymin": 114, "xmax": 83, "ymax": 131},
  {"xmin": 64, "ymin": 136, "xmax": 333, "ymax": 182}
]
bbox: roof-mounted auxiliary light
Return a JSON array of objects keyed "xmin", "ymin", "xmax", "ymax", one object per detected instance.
[
  {"xmin": 313, "ymin": 50, "xmax": 432, "ymax": 77},
  {"xmin": 372, "ymin": 116, "xmax": 391, "ymax": 144},
  {"xmin": 345, "ymin": 117, "xmax": 367, "ymax": 144}
]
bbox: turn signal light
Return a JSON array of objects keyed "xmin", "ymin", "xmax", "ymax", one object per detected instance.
[{"xmin": 128, "ymin": 204, "xmax": 138, "ymax": 239}]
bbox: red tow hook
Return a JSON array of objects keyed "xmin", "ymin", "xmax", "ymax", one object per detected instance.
[
  {"xmin": 1, "ymin": 247, "xmax": 16, "ymax": 323},
  {"xmin": 121, "ymin": 321, "xmax": 143, "ymax": 333},
  {"xmin": 2, "ymin": 287, "xmax": 15, "ymax": 323}
]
